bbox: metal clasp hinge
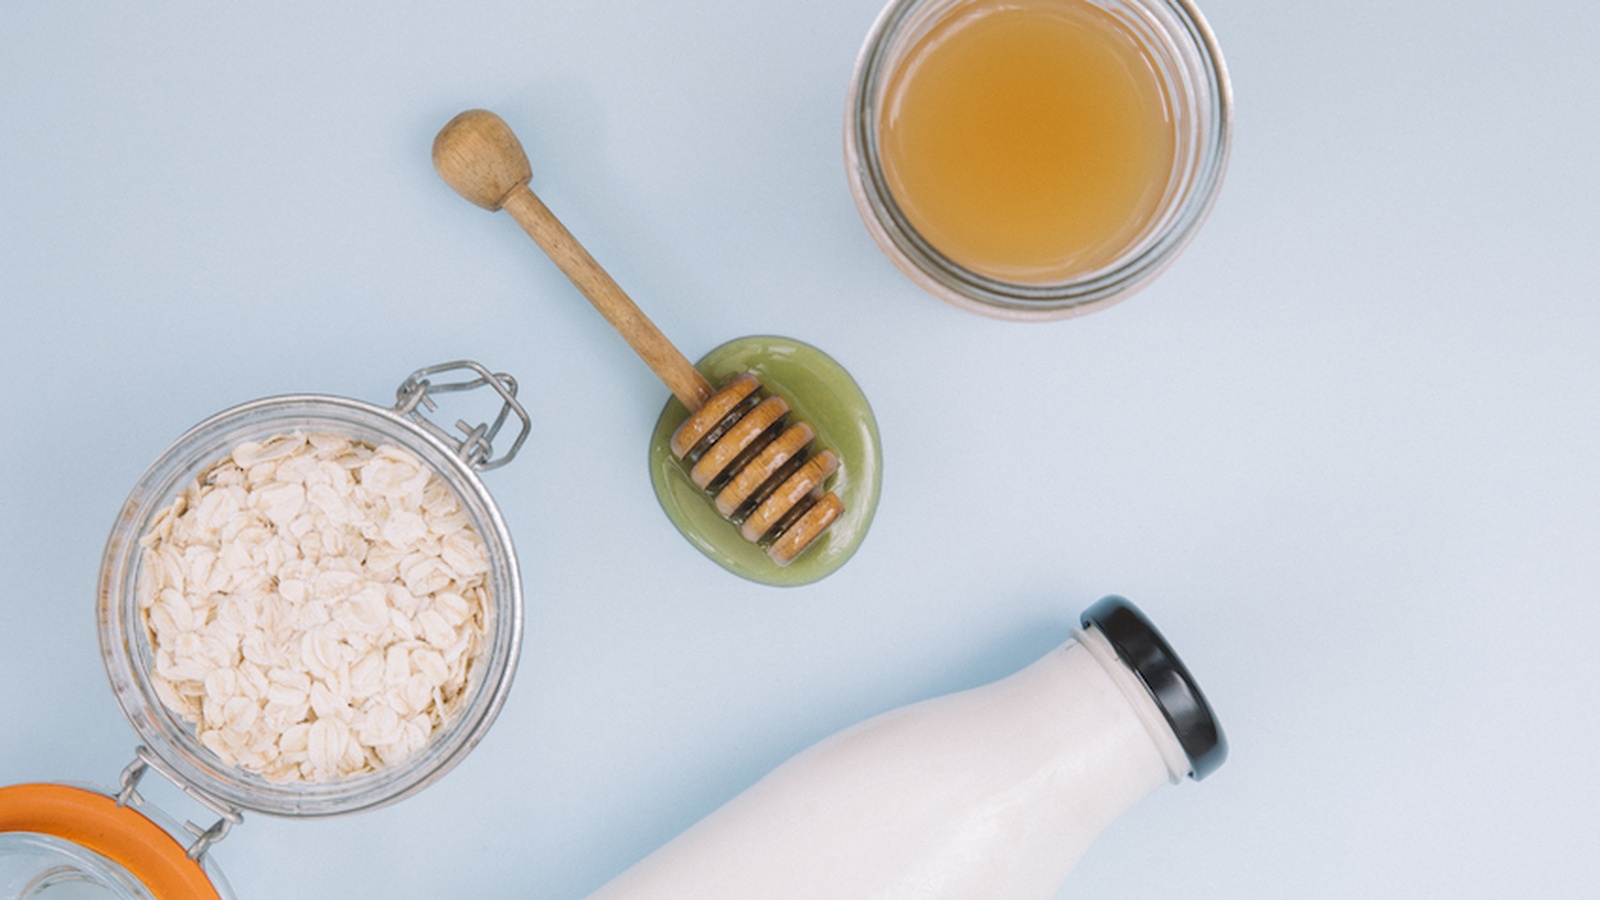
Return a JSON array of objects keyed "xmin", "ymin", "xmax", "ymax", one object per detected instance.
[
  {"xmin": 393, "ymin": 360, "xmax": 530, "ymax": 472},
  {"xmin": 117, "ymin": 746, "xmax": 244, "ymax": 862}
]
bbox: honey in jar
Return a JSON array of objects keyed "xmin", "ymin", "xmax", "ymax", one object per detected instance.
[{"xmin": 876, "ymin": 0, "xmax": 1177, "ymax": 284}]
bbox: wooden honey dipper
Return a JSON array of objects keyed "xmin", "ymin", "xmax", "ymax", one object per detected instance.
[{"xmin": 432, "ymin": 109, "xmax": 844, "ymax": 567}]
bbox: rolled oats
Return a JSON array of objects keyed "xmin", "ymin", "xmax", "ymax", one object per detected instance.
[{"xmin": 137, "ymin": 432, "xmax": 490, "ymax": 784}]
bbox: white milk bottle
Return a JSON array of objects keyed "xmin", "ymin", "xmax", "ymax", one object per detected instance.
[{"xmin": 587, "ymin": 596, "xmax": 1226, "ymax": 899}]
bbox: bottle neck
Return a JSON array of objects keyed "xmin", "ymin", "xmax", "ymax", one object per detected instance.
[{"xmin": 1075, "ymin": 625, "xmax": 1192, "ymax": 783}]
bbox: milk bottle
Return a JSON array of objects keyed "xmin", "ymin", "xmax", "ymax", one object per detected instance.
[{"xmin": 589, "ymin": 596, "xmax": 1227, "ymax": 899}]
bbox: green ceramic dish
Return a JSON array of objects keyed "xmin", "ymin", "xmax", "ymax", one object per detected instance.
[{"xmin": 648, "ymin": 336, "xmax": 881, "ymax": 586}]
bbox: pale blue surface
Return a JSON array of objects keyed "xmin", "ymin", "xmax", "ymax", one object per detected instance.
[{"xmin": 3, "ymin": 1, "xmax": 1598, "ymax": 898}]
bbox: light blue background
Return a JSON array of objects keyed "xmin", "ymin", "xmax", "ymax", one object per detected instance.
[{"xmin": 3, "ymin": 1, "xmax": 1597, "ymax": 897}]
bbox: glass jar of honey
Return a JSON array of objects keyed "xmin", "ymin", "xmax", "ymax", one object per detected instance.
[{"xmin": 846, "ymin": 0, "xmax": 1233, "ymax": 320}]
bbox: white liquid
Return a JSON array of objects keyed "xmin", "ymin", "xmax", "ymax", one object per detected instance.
[{"xmin": 588, "ymin": 627, "xmax": 1190, "ymax": 899}]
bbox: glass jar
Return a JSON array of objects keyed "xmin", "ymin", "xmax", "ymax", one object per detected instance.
[
  {"xmin": 0, "ymin": 779, "xmax": 237, "ymax": 899},
  {"xmin": 1, "ymin": 360, "xmax": 529, "ymax": 898},
  {"xmin": 845, "ymin": 0, "xmax": 1233, "ymax": 320},
  {"xmin": 0, "ymin": 829, "xmax": 161, "ymax": 900}
]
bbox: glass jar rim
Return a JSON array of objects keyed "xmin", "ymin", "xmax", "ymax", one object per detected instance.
[
  {"xmin": 96, "ymin": 393, "xmax": 524, "ymax": 818},
  {"xmin": 844, "ymin": 0, "xmax": 1233, "ymax": 320},
  {"xmin": 0, "ymin": 783, "xmax": 235, "ymax": 899}
]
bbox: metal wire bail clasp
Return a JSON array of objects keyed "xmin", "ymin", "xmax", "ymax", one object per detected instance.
[
  {"xmin": 117, "ymin": 746, "xmax": 244, "ymax": 862},
  {"xmin": 394, "ymin": 360, "xmax": 530, "ymax": 471}
]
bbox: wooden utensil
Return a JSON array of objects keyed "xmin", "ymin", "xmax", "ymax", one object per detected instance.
[{"xmin": 432, "ymin": 109, "xmax": 843, "ymax": 567}]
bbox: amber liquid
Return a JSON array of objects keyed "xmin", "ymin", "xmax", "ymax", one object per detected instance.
[{"xmin": 878, "ymin": 0, "xmax": 1176, "ymax": 284}]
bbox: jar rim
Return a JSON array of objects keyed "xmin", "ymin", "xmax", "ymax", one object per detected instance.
[
  {"xmin": 844, "ymin": 0, "xmax": 1233, "ymax": 320},
  {"xmin": 0, "ymin": 784, "xmax": 230, "ymax": 899},
  {"xmin": 96, "ymin": 393, "xmax": 524, "ymax": 818}
]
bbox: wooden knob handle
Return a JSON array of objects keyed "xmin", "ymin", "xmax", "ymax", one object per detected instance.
[
  {"xmin": 433, "ymin": 110, "xmax": 715, "ymax": 411},
  {"xmin": 431, "ymin": 109, "xmax": 534, "ymax": 211}
]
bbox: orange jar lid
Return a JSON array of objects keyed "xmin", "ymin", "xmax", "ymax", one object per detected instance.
[{"xmin": 0, "ymin": 783, "xmax": 221, "ymax": 900}]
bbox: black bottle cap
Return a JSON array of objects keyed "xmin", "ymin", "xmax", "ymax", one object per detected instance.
[{"xmin": 1080, "ymin": 596, "xmax": 1228, "ymax": 781}]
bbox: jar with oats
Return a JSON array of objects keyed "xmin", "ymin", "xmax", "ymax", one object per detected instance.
[{"xmin": 0, "ymin": 360, "xmax": 528, "ymax": 900}]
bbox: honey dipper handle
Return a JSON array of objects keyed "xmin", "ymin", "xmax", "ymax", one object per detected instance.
[
  {"xmin": 499, "ymin": 187, "xmax": 715, "ymax": 410},
  {"xmin": 433, "ymin": 109, "xmax": 715, "ymax": 411}
]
